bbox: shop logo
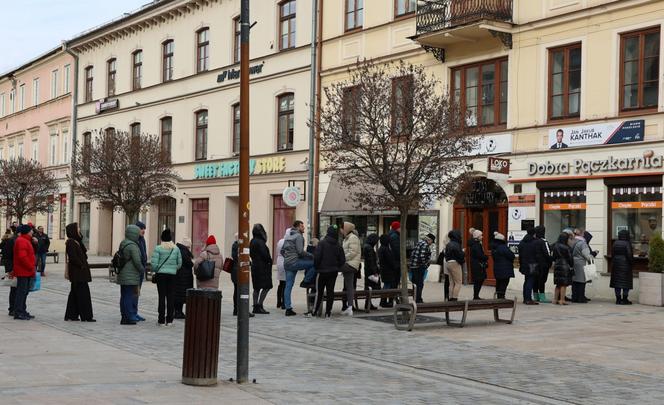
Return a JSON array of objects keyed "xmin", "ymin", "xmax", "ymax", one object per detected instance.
[{"xmin": 528, "ymin": 151, "xmax": 663, "ymax": 176}]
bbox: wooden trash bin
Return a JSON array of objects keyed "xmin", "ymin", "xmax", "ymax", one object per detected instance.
[{"xmin": 182, "ymin": 288, "xmax": 222, "ymax": 386}]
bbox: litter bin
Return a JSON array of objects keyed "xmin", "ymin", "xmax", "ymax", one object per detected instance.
[{"xmin": 182, "ymin": 288, "xmax": 222, "ymax": 386}]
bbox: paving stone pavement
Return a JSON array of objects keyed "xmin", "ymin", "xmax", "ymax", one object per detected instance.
[{"xmin": 1, "ymin": 259, "xmax": 664, "ymax": 404}]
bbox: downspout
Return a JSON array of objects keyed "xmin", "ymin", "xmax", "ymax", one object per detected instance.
[
  {"xmin": 307, "ymin": 0, "xmax": 319, "ymax": 240},
  {"xmin": 312, "ymin": 0, "xmax": 323, "ymax": 238},
  {"xmin": 62, "ymin": 42, "xmax": 79, "ymax": 224}
]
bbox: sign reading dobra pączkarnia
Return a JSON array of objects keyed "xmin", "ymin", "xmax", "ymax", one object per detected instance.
[
  {"xmin": 528, "ymin": 150, "xmax": 663, "ymax": 176},
  {"xmin": 194, "ymin": 156, "xmax": 286, "ymax": 179},
  {"xmin": 216, "ymin": 63, "xmax": 264, "ymax": 83}
]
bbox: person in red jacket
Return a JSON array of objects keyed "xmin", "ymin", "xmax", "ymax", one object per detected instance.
[{"xmin": 12, "ymin": 225, "xmax": 36, "ymax": 320}]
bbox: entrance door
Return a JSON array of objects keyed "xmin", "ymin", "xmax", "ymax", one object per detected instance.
[
  {"xmin": 191, "ymin": 199, "xmax": 209, "ymax": 256},
  {"xmin": 272, "ymin": 195, "xmax": 295, "ymax": 255},
  {"xmin": 157, "ymin": 197, "xmax": 177, "ymax": 240}
]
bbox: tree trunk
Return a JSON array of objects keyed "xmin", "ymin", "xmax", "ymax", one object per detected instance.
[{"xmin": 400, "ymin": 209, "xmax": 409, "ymax": 304}]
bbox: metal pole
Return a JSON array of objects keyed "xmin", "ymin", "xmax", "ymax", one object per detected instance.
[
  {"xmin": 236, "ymin": 0, "xmax": 250, "ymax": 384},
  {"xmin": 307, "ymin": 0, "xmax": 318, "ymax": 240}
]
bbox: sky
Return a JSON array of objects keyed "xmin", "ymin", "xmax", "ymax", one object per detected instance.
[{"xmin": 0, "ymin": 0, "xmax": 149, "ymax": 73}]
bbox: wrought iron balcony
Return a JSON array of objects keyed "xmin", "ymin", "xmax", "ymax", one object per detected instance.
[{"xmin": 417, "ymin": 0, "xmax": 513, "ymax": 35}]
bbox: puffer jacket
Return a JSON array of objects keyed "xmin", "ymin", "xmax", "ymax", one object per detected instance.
[
  {"xmin": 314, "ymin": 228, "xmax": 346, "ymax": 274},
  {"xmin": 552, "ymin": 238, "xmax": 573, "ymax": 286},
  {"xmin": 150, "ymin": 242, "xmax": 182, "ymax": 276},
  {"xmin": 363, "ymin": 234, "xmax": 379, "ymax": 276},
  {"xmin": 175, "ymin": 243, "xmax": 194, "ymax": 302},
  {"xmin": 518, "ymin": 232, "xmax": 536, "ymax": 275},
  {"xmin": 116, "ymin": 225, "xmax": 143, "ymax": 286},
  {"xmin": 250, "ymin": 224, "xmax": 273, "ymax": 290},
  {"xmin": 343, "ymin": 230, "xmax": 362, "ymax": 271},
  {"xmin": 571, "ymin": 237, "xmax": 593, "ymax": 283},
  {"xmin": 378, "ymin": 234, "xmax": 398, "ymax": 283},
  {"xmin": 469, "ymin": 238, "xmax": 488, "ymax": 280},
  {"xmin": 194, "ymin": 244, "xmax": 223, "ymax": 289},
  {"xmin": 491, "ymin": 239, "xmax": 515, "ymax": 279},
  {"xmin": 13, "ymin": 233, "xmax": 36, "ymax": 278},
  {"xmin": 610, "ymin": 230, "xmax": 633, "ymax": 289},
  {"xmin": 276, "ymin": 228, "xmax": 289, "ymax": 282}
]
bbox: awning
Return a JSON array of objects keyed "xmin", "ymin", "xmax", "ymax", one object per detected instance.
[{"xmin": 320, "ymin": 175, "xmax": 398, "ymax": 215}]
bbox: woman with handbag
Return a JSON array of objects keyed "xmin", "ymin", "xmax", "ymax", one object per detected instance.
[
  {"xmin": 250, "ymin": 224, "xmax": 273, "ymax": 315},
  {"xmin": 150, "ymin": 229, "xmax": 182, "ymax": 326},
  {"xmin": 64, "ymin": 223, "xmax": 95, "ymax": 322},
  {"xmin": 174, "ymin": 237, "xmax": 194, "ymax": 319},
  {"xmin": 194, "ymin": 235, "xmax": 223, "ymax": 289},
  {"xmin": 469, "ymin": 230, "xmax": 488, "ymax": 300},
  {"xmin": 552, "ymin": 233, "xmax": 574, "ymax": 305}
]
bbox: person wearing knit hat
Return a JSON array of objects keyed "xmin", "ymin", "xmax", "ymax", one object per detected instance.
[
  {"xmin": 469, "ymin": 230, "xmax": 488, "ymax": 299},
  {"xmin": 409, "ymin": 233, "xmax": 434, "ymax": 303},
  {"xmin": 206, "ymin": 235, "xmax": 217, "ymax": 245},
  {"xmin": 150, "ymin": 228, "xmax": 182, "ymax": 326},
  {"xmin": 12, "ymin": 224, "xmax": 36, "ymax": 320},
  {"xmin": 194, "ymin": 235, "xmax": 223, "ymax": 290},
  {"xmin": 491, "ymin": 232, "xmax": 514, "ymax": 299},
  {"xmin": 133, "ymin": 221, "xmax": 148, "ymax": 322},
  {"xmin": 390, "ymin": 221, "xmax": 400, "ymax": 231},
  {"xmin": 174, "ymin": 237, "xmax": 194, "ymax": 319}
]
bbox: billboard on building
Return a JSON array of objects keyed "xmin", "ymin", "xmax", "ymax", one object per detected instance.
[{"xmin": 549, "ymin": 120, "xmax": 644, "ymax": 150}]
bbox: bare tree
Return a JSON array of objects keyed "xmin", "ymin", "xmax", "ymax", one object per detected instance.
[
  {"xmin": 316, "ymin": 59, "xmax": 479, "ymax": 302},
  {"xmin": 0, "ymin": 157, "xmax": 60, "ymax": 224},
  {"xmin": 71, "ymin": 129, "xmax": 178, "ymax": 221}
]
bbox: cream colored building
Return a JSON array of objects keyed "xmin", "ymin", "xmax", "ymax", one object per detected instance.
[
  {"xmin": 67, "ymin": 0, "xmax": 314, "ymax": 257},
  {"xmin": 318, "ymin": 0, "xmax": 664, "ymax": 298}
]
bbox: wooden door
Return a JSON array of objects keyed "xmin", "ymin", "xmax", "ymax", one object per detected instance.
[{"xmin": 484, "ymin": 207, "xmax": 507, "ymax": 286}]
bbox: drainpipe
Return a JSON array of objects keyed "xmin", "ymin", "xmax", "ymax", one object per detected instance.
[
  {"xmin": 312, "ymin": 0, "xmax": 323, "ymax": 238},
  {"xmin": 62, "ymin": 42, "xmax": 79, "ymax": 223},
  {"xmin": 307, "ymin": 0, "xmax": 319, "ymax": 241}
]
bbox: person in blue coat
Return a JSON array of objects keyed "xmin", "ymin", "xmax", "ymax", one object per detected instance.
[{"xmin": 491, "ymin": 232, "xmax": 515, "ymax": 299}]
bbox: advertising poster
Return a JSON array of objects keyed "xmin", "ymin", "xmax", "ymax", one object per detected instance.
[{"xmin": 549, "ymin": 120, "xmax": 644, "ymax": 149}]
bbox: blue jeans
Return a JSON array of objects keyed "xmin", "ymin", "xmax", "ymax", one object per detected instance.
[
  {"xmin": 283, "ymin": 259, "xmax": 316, "ymax": 310},
  {"xmin": 120, "ymin": 285, "xmax": 138, "ymax": 321},
  {"xmin": 523, "ymin": 274, "xmax": 535, "ymax": 303},
  {"xmin": 38, "ymin": 253, "xmax": 47, "ymax": 273},
  {"xmin": 132, "ymin": 272, "xmax": 144, "ymax": 318},
  {"xmin": 411, "ymin": 267, "xmax": 426, "ymax": 303}
]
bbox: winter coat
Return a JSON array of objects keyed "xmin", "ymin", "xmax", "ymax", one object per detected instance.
[
  {"xmin": 276, "ymin": 228, "xmax": 289, "ymax": 282},
  {"xmin": 138, "ymin": 235, "xmax": 148, "ymax": 268},
  {"xmin": 314, "ymin": 231, "xmax": 346, "ymax": 274},
  {"xmin": 116, "ymin": 225, "xmax": 143, "ymax": 286},
  {"xmin": 571, "ymin": 237, "xmax": 593, "ymax": 283},
  {"xmin": 552, "ymin": 241, "xmax": 573, "ymax": 286},
  {"xmin": 469, "ymin": 238, "xmax": 488, "ymax": 281},
  {"xmin": 150, "ymin": 242, "xmax": 182, "ymax": 276},
  {"xmin": 388, "ymin": 229, "xmax": 401, "ymax": 267},
  {"xmin": 194, "ymin": 244, "xmax": 223, "ymax": 289},
  {"xmin": 444, "ymin": 230, "xmax": 465, "ymax": 264},
  {"xmin": 282, "ymin": 228, "xmax": 312, "ymax": 269},
  {"xmin": 378, "ymin": 234, "xmax": 398, "ymax": 283},
  {"xmin": 518, "ymin": 234, "xmax": 536, "ymax": 275},
  {"xmin": 343, "ymin": 230, "xmax": 362, "ymax": 271},
  {"xmin": 175, "ymin": 243, "xmax": 194, "ymax": 302},
  {"xmin": 13, "ymin": 234, "xmax": 36, "ymax": 278},
  {"xmin": 363, "ymin": 234, "xmax": 379, "ymax": 276},
  {"xmin": 491, "ymin": 240, "xmax": 515, "ymax": 279},
  {"xmin": 2, "ymin": 235, "xmax": 16, "ymax": 272},
  {"xmin": 534, "ymin": 227, "xmax": 553, "ymax": 276},
  {"xmin": 36, "ymin": 232, "xmax": 50, "ymax": 255},
  {"xmin": 231, "ymin": 241, "xmax": 239, "ymax": 284},
  {"xmin": 250, "ymin": 224, "xmax": 273, "ymax": 290},
  {"xmin": 410, "ymin": 240, "xmax": 432, "ymax": 270},
  {"xmin": 610, "ymin": 232, "xmax": 633, "ymax": 289},
  {"xmin": 65, "ymin": 223, "xmax": 91, "ymax": 284}
]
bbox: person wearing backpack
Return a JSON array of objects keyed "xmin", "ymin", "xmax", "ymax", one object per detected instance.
[
  {"xmin": 150, "ymin": 229, "xmax": 182, "ymax": 326},
  {"xmin": 194, "ymin": 235, "xmax": 223, "ymax": 289},
  {"xmin": 116, "ymin": 224, "xmax": 144, "ymax": 325}
]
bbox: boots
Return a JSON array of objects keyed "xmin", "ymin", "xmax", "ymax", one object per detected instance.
[
  {"xmin": 533, "ymin": 292, "xmax": 541, "ymax": 302},
  {"xmin": 538, "ymin": 292, "xmax": 551, "ymax": 303}
]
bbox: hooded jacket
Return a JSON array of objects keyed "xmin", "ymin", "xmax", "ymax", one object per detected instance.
[
  {"xmin": 491, "ymin": 239, "xmax": 515, "ymax": 279},
  {"xmin": 518, "ymin": 229, "xmax": 536, "ymax": 274},
  {"xmin": 571, "ymin": 236, "xmax": 593, "ymax": 283},
  {"xmin": 65, "ymin": 223, "xmax": 91, "ymax": 283},
  {"xmin": 314, "ymin": 226, "xmax": 345, "ymax": 274},
  {"xmin": 553, "ymin": 234, "xmax": 574, "ymax": 286},
  {"xmin": 378, "ymin": 234, "xmax": 398, "ymax": 283},
  {"xmin": 250, "ymin": 224, "xmax": 273, "ymax": 290},
  {"xmin": 444, "ymin": 230, "xmax": 465, "ymax": 264},
  {"xmin": 150, "ymin": 241, "xmax": 182, "ymax": 276},
  {"xmin": 388, "ymin": 229, "xmax": 401, "ymax": 265},
  {"xmin": 610, "ymin": 230, "xmax": 633, "ymax": 289},
  {"xmin": 282, "ymin": 227, "xmax": 312, "ymax": 268},
  {"xmin": 533, "ymin": 225, "xmax": 553, "ymax": 274},
  {"xmin": 342, "ymin": 222, "xmax": 362, "ymax": 271},
  {"xmin": 194, "ymin": 243, "xmax": 223, "ymax": 289},
  {"xmin": 116, "ymin": 225, "xmax": 143, "ymax": 286},
  {"xmin": 13, "ymin": 233, "xmax": 36, "ymax": 278},
  {"xmin": 363, "ymin": 234, "xmax": 379, "ymax": 276}
]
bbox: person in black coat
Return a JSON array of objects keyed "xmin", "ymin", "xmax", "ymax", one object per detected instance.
[
  {"xmin": 552, "ymin": 232, "xmax": 573, "ymax": 305},
  {"xmin": 610, "ymin": 229, "xmax": 633, "ymax": 305},
  {"xmin": 445, "ymin": 230, "xmax": 465, "ymax": 301},
  {"xmin": 491, "ymin": 233, "xmax": 514, "ymax": 299},
  {"xmin": 533, "ymin": 225, "xmax": 553, "ymax": 303},
  {"xmin": 174, "ymin": 239, "xmax": 194, "ymax": 319},
  {"xmin": 469, "ymin": 230, "xmax": 488, "ymax": 300},
  {"xmin": 363, "ymin": 234, "xmax": 380, "ymax": 310},
  {"xmin": 64, "ymin": 223, "xmax": 95, "ymax": 322},
  {"xmin": 313, "ymin": 225, "xmax": 345, "ymax": 317},
  {"xmin": 250, "ymin": 224, "xmax": 272, "ymax": 315},
  {"xmin": 378, "ymin": 234, "xmax": 398, "ymax": 307},
  {"xmin": 518, "ymin": 228, "xmax": 538, "ymax": 305}
]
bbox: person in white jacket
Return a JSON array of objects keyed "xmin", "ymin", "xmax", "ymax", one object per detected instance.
[
  {"xmin": 341, "ymin": 222, "xmax": 361, "ymax": 316},
  {"xmin": 275, "ymin": 228, "xmax": 289, "ymax": 310}
]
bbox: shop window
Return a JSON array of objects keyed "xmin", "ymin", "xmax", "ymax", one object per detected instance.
[
  {"xmin": 620, "ymin": 27, "xmax": 660, "ymax": 112},
  {"xmin": 452, "ymin": 58, "xmax": 508, "ymax": 128},
  {"xmin": 542, "ymin": 189, "xmax": 587, "ymax": 242},
  {"xmin": 610, "ymin": 185, "xmax": 662, "ymax": 257}
]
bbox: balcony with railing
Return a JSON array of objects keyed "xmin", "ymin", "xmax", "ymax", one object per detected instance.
[{"xmin": 413, "ymin": 0, "xmax": 514, "ymax": 60}]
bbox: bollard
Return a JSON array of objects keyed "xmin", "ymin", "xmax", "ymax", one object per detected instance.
[{"xmin": 182, "ymin": 288, "xmax": 222, "ymax": 386}]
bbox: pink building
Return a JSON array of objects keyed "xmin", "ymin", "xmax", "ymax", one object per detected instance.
[{"xmin": 0, "ymin": 47, "xmax": 74, "ymax": 252}]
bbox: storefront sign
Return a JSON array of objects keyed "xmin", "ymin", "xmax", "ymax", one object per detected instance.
[
  {"xmin": 469, "ymin": 133, "xmax": 512, "ymax": 155},
  {"xmin": 611, "ymin": 201, "xmax": 662, "ymax": 209},
  {"xmin": 95, "ymin": 98, "xmax": 119, "ymax": 114},
  {"xmin": 508, "ymin": 194, "xmax": 536, "ymax": 206},
  {"xmin": 282, "ymin": 186, "xmax": 301, "ymax": 207},
  {"xmin": 487, "ymin": 157, "xmax": 510, "ymax": 179},
  {"xmin": 543, "ymin": 203, "xmax": 587, "ymax": 210},
  {"xmin": 549, "ymin": 120, "xmax": 644, "ymax": 149},
  {"xmin": 528, "ymin": 150, "xmax": 663, "ymax": 176},
  {"xmin": 460, "ymin": 178, "xmax": 506, "ymax": 208},
  {"xmin": 217, "ymin": 63, "xmax": 265, "ymax": 83},
  {"xmin": 193, "ymin": 156, "xmax": 286, "ymax": 179}
]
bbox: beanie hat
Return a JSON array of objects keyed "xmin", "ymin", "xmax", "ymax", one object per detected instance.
[
  {"xmin": 494, "ymin": 232, "xmax": 505, "ymax": 241},
  {"xmin": 390, "ymin": 221, "xmax": 400, "ymax": 231},
  {"xmin": 426, "ymin": 233, "xmax": 436, "ymax": 243},
  {"xmin": 18, "ymin": 224, "xmax": 31, "ymax": 235},
  {"xmin": 181, "ymin": 236, "xmax": 192, "ymax": 248},
  {"xmin": 161, "ymin": 229, "xmax": 172, "ymax": 242},
  {"xmin": 343, "ymin": 222, "xmax": 355, "ymax": 235},
  {"xmin": 135, "ymin": 221, "xmax": 146, "ymax": 230},
  {"xmin": 206, "ymin": 235, "xmax": 217, "ymax": 245},
  {"xmin": 472, "ymin": 230, "xmax": 483, "ymax": 239}
]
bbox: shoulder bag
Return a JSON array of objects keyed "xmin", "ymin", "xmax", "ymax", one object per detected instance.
[{"xmin": 196, "ymin": 252, "xmax": 216, "ymax": 281}]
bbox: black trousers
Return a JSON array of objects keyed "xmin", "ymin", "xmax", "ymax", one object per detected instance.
[
  {"xmin": 276, "ymin": 280, "xmax": 285, "ymax": 308},
  {"xmin": 13, "ymin": 277, "xmax": 30, "ymax": 317},
  {"xmin": 411, "ymin": 267, "xmax": 426, "ymax": 303},
  {"xmin": 8, "ymin": 286, "xmax": 16, "ymax": 312},
  {"xmin": 473, "ymin": 278, "xmax": 486, "ymax": 299},
  {"xmin": 65, "ymin": 282, "xmax": 94, "ymax": 321},
  {"xmin": 156, "ymin": 274, "xmax": 176, "ymax": 323},
  {"xmin": 495, "ymin": 278, "xmax": 510, "ymax": 299},
  {"xmin": 444, "ymin": 274, "xmax": 450, "ymax": 301},
  {"xmin": 314, "ymin": 272, "xmax": 338, "ymax": 315},
  {"xmin": 571, "ymin": 281, "xmax": 586, "ymax": 302},
  {"xmin": 233, "ymin": 282, "xmax": 238, "ymax": 313},
  {"xmin": 535, "ymin": 269, "xmax": 549, "ymax": 294}
]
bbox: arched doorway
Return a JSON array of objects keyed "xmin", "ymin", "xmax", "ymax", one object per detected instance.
[{"xmin": 453, "ymin": 177, "xmax": 508, "ymax": 286}]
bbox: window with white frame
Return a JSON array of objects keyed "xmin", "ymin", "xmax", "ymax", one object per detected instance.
[
  {"xmin": 17, "ymin": 142, "xmax": 24, "ymax": 158},
  {"xmin": 9, "ymin": 89, "xmax": 15, "ymax": 113},
  {"xmin": 31, "ymin": 139, "xmax": 38, "ymax": 161},
  {"xmin": 0, "ymin": 93, "xmax": 4, "ymax": 117},
  {"xmin": 19, "ymin": 85, "xmax": 25, "ymax": 110},
  {"xmin": 51, "ymin": 69, "xmax": 59, "ymax": 99},
  {"xmin": 32, "ymin": 78, "xmax": 40, "ymax": 106},
  {"xmin": 50, "ymin": 134, "xmax": 57, "ymax": 165},
  {"xmin": 64, "ymin": 65, "xmax": 70, "ymax": 93},
  {"xmin": 62, "ymin": 129, "xmax": 69, "ymax": 164},
  {"xmin": 9, "ymin": 144, "xmax": 15, "ymax": 159}
]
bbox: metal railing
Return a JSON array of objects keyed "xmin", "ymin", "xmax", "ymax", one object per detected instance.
[{"xmin": 417, "ymin": 0, "xmax": 513, "ymax": 34}]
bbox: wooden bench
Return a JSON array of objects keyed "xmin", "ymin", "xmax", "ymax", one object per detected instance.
[
  {"xmin": 393, "ymin": 296, "xmax": 517, "ymax": 331},
  {"xmin": 45, "ymin": 251, "xmax": 60, "ymax": 263},
  {"xmin": 307, "ymin": 288, "xmax": 415, "ymax": 315}
]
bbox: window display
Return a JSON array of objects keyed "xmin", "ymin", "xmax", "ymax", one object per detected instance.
[
  {"xmin": 610, "ymin": 185, "xmax": 662, "ymax": 257},
  {"xmin": 542, "ymin": 189, "xmax": 586, "ymax": 242}
]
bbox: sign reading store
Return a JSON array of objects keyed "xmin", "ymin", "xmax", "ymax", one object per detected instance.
[
  {"xmin": 528, "ymin": 150, "xmax": 662, "ymax": 176},
  {"xmin": 194, "ymin": 156, "xmax": 286, "ymax": 179}
]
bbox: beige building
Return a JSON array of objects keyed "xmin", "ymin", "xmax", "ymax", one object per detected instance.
[
  {"xmin": 67, "ymin": 0, "xmax": 314, "ymax": 257},
  {"xmin": 318, "ymin": 0, "xmax": 664, "ymax": 298}
]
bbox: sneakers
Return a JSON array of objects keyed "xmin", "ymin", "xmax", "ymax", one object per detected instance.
[
  {"xmin": 285, "ymin": 308, "xmax": 297, "ymax": 316},
  {"xmin": 300, "ymin": 281, "xmax": 315, "ymax": 289},
  {"xmin": 342, "ymin": 307, "xmax": 353, "ymax": 317},
  {"xmin": 135, "ymin": 315, "xmax": 146, "ymax": 322},
  {"xmin": 538, "ymin": 293, "xmax": 552, "ymax": 303}
]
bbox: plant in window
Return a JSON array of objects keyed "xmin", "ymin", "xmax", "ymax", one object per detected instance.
[{"xmin": 648, "ymin": 234, "xmax": 664, "ymax": 273}]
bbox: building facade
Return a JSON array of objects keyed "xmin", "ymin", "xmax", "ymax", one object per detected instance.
[
  {"xmin": 0, "ymin": 48, "xmax": 74, "ymax": 252},
  {"xmin": 318, "ymin": 0, "xmax": 664, "ymax": 298},
  {"xmin": 67, "ymin": 0, "xmax": 314, "ymax": 257}
]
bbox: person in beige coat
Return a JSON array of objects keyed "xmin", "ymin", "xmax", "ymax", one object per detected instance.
[
  {"xmin": 194, "ymin": 235, "xmax": 223, "ymax": 289},
  {"xmin": 341, "ymin": 222, "xmax": 361, "ymax": 316}
]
